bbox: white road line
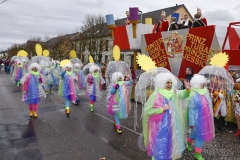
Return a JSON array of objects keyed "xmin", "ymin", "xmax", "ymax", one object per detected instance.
[{"xmin": 95, "ymin": 113, "xmax": 141, "ymax": 136}]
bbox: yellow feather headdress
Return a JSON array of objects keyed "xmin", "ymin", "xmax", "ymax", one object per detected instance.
[
  {"xmin": 210, "ymin": 52, "xmax": 229, "ymax": 67},
  {"xmin": 70, "ymin": 50, "xmax": 77, "ymax": 59},
  {"xmin": 137, "ymin": 54, "xmax": 157, "ymax": 72},
  {"xmin": 89, "ymin": 55, "xmax": 94, "ymax": 63},
  {"xmin": 112, "ymin": 45, "xmax": 121, "ymax": 61},
  {"xmin": 60, "ymin": 59, "xmax": 71, "ymax": 68},
  {"xmin": 35, "ymin": 43, "xmax": 43, "ymax": 56}
]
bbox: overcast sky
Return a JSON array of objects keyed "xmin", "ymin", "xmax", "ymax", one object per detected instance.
[{"xmin": 0, "ymin": 0, "xmax": 239, "ymax": 51}]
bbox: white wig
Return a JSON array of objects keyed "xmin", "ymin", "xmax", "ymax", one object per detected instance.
[
  {"xmin": 154, "ymin": 72, "xmax": 178, "ymax": 89},
  {"xmin": 51, "ymin": 61, "xmax": 56, "ymax": 66},
  {"xmin": 64, "ymin": 63, "xmax": 73, "ymax": 70},
  {"xmin": 111, "ymin": 72, "xmax": 124, "ymax": 83},
  {"xmin": 74, "ymin": 63, "xmax": 82, "ymax": 69},
  {"xmin": 190, "ymin": 74, "xmax": 207, "ymax": 89},
  {"xmin": 89, "ymin": 65, "xmax": 100, "ymax": 73},
  {"xmin": 28, "ymin": 63, "xmax": 41, "ymax": 72}
]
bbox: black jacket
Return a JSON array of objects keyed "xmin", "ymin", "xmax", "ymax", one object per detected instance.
[
  {"xmin": 192, "ymin": 20, "xmax": 205, "ymax": 28},
  {"xmin": 180, "ymin": 20, "xmax": 193, "ymax": 29}
]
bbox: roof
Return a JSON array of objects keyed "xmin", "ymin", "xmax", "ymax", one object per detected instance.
[
  {"xmin": 47, "ymin": 32, "xmax": 80, "ymax": 47},
  {"xmin": 115, "ymin": 4, "xmax": 193, "ymax": 25}
]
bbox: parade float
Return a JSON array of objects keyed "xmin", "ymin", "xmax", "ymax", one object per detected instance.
[{"xmin": 106, "ymin": 8, "xmax": 240, "ymax": 123}]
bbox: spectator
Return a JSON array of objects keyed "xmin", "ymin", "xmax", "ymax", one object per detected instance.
[
  {"xmin": 0, "ymin": 57, "xmax": 2, "ymax": 72},
  {"xmin": 183, "ymin": 66, "xmax": 194, "ymax": 89},
  {"xmin": 101, "ymin": 63, "xmax": 107, "ymax": 89},
  {"xmin": 4, "ymin": 57, "xmax": 10, "ymax": 74}
]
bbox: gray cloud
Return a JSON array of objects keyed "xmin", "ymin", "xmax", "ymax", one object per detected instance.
[
  {"xmin": 0, "ymin": 0, "xmax": 238, "ymax": 51},
  {"xmin": 204, "ymin": 9, "xmax": 235, "ymax": 25}
]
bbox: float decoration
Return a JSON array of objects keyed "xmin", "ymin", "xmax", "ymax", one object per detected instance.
[
  {"xmin": 60, "ymin": 59, "xmax": 71, "ymax": 68},
  {"xmin": 43, "ymin": 50, "xmax": 50, "ymax": 57},
  {"xmin": 70, "ymin": 50, "xmax": 77, "ymax": 59},
  {"xmin": 113, "ymin": 45, "xmax": 121, "ymax": 61},
  {"xmin": 136, "ymin": 54, "xmax": 157, "ymax": 72},
  {"xmin": 35, "ymin": 43, "xmax": 43, "ymax": 56}
]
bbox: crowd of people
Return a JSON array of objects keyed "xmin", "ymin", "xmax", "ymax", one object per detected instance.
[
  {"xmin": 2, "ymin": 53, "xmax": 240, "ymax": 160},
  {"xmin": 125, "ymin": 7, "xmax": 207, "ymax": 32},
  {"xmin": 0, "ymin": 56, "xmax": 11, "ymax": 73}
]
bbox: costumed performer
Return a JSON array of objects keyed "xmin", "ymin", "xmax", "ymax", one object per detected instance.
[
  {"xmin": 155, "ymin": 10, "xmax": 169, "ymax": 33},
  {"xmin": 107, "ymin": 72, "xmax": 134, "ymax": 134},
  {"xmin": 72, "ymin": 63, "xmax": 86, "ymax": 105},
  {"xmin": 142, "ymin": 72, "xmax": 190, "ymax": 160},
  {"xmin": 186, "ymin": 74, "xmax": 214, "ymax": 160},
  {"xmin": 86, "ymin": 65, "xmax": 105, "ymax": 112},
  {"xmin": 233, "ymin": 78, "xmax": 240, "ymax": 136},
  {"xmin": 20, "ymin": 63, "xmax": 45, "ymax": 118},
  {"xmin": 12, "ymin": 60, "xmax": 25, "ymax": 88},
  {"xmin": 59, "ymin": 63, "xmax": 77, "ymax": 115},
  {"xmin": 209, "ymin": 76, "xmax": 227, "ymax": 132}
]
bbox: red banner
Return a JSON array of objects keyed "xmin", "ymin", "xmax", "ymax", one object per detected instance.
[
  {"xmin": 113, "ymin": 26, "xmax": 130, "ymax": 50},
  {"xmin": 178, "ymin": 26, "xmax": 215, "ymax": 78},
  {"xmin": 144, "ymin": 33, "xmax": 171, "ymax": 70}
]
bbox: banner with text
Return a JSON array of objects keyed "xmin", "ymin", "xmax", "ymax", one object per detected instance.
[
  {"xmin": 144, "ymin": 33, "xmax": 171, "ymax": 70},
  {"xmin": 178, "ymin": 26, "xmax": 215, "ymax": 78}
]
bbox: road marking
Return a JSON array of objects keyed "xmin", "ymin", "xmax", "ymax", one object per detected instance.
[{"xmin": 95, "ymin": 113, "xmax": 141, "ymax": 136}]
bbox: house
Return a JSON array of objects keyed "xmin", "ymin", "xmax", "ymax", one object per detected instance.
[{"xmin": 0, "ymin": 50, "xmax": 8, "ymax": 57}]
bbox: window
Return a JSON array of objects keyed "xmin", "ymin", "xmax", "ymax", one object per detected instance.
[
  {"xmin": 100, "ymin": 40, "xmax": 103, "ymax": 51},
  {"xmin": 82, "ymin": 42, "xmax": 85, "ymax": 52},
  {"xmin": 88, "ymin": 41, "xmax": 92, "ymax": 52},
  {"xmin": 121, "ymin": 54, "xmax": 124, "ymax": 61},
  {"xmin": 105, "ymin": 40, "xmax": 109, "ymax": 51},
  {"xmin": 82, "ymin": 55, "xmax": 85, "ymax": 62},
  {"xmin": 92, "ymin": 41, "xmax": 96, "ymax": 51},
  {"xmin": 105, "ymin": 55, "xmax": 108, "ymax": 63}
]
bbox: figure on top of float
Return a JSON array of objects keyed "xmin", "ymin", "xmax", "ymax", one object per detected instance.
[
  {"xmin": 192, "ymin": 7, "xmax": 207, "ymax": 28},
  {"xmin": 125, "ymin": 11, "xmax": 130, "ymax": 25},
  {"xmin": 155, "ymin": 10, "xmax": 169, "ymax": 33},
  {"xmin": 179, "ymin": 14, "xmax": 193, "ymax": 29},
  {"xmin": 168, "ymin": 17, "xmax": 178, "ymax": 31}
]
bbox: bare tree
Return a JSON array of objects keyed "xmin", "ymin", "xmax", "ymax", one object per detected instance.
[
  {"xmin": 48, "ymin": 33, "xmax": 72, "ymax": 60},
  {"xmin": 7, "ymin": 43, "xmax": 26, "ymax": 57},
  {"xmin": 0, "ymin": 0, "xmax": 8, "ymax": 4},
  {"xmin": 79, "ymin": 14, "xmax": 112, "ymax": 63}
]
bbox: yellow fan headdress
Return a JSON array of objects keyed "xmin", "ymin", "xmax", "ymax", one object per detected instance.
[
  {"xmin": 60, "ymin": 59, "xmax": 71, "ymax": 68},
  {"xmin": 17, "ymin": 50, "xmax": 28, "ymax": 57},
  {"xmin": 113, "ymin": 45, "xmax": 120, "ymax": 61},
  {"xmin": 137, "ymin": 54, "xmax": 157, "ymax": 72},
  {"xmin": 70, "ymin": 50, "xmax": 77, "ymax": 59},
  {"xmin": 89, "ymin": 55, "xmax": 94, "ymax": 63},
  {"xmin": 210, "ymin": 52, "xmax": 229, "ymax": 67},
  {"xmin": 43, "ymin": 50, "xmax": 50, "ymax": 57},
  {"xmin": 35, "ymin": 43, "xmax": 43, "ymax": 56}
]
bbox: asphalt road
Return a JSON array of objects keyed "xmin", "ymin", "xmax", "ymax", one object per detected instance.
[{"xmin": 0, "ymin": 71, "xmax": 239, "ymax": 160}]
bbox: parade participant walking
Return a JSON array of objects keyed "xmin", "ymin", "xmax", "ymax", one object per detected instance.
[
  {"xmin": 12, "ymin": 60, "xmax": 25, "ymax": 88},
  {"xmin": 186, "ymin": 74, "xmax": 215, "ymax": 160},
  {"xmin": 59, "ymin": 63, "xmax": 77, "ymax": 115},
  {"xmin": 21, "ymin": 63, "xmax": 45, "ymax": 118},
  {"xmin": 233, "ymin": 82, "xmax": 240, "ymax": 136},
  {"xmin": 86, "ymin": 65, "xmax": 104, "ymax": 112},
  {"xmin": 107, "ymin": 72, "xmax": 133, "ymax": 134},
  {"xmin": 72, "ymin": 63, "xmax": 85, "ymax": 105}
]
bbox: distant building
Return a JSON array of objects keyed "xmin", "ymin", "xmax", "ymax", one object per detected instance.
[{"xmin": 0, "ymin": 50, "xmax": 8, "ymax": 57}]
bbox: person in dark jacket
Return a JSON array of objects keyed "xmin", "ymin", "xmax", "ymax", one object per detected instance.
[
  {"xmin": 179, "ymin": 15, "xmax": 193, "ymax": 29},
  {"xmin": 168, "ymin": 17, "xmax": 178, "ymax": 31},
  {"xmin": 183, "ymin": 67, "xmax": 194, "ymax": 89}
]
